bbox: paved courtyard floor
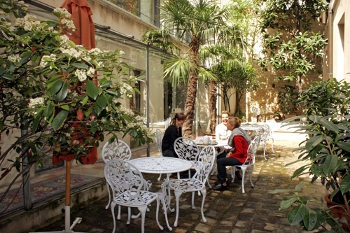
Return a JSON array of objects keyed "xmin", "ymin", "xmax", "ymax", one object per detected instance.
[{"xmin": 33, "ymin": 130, "xmax": 327, "ymax": 233}]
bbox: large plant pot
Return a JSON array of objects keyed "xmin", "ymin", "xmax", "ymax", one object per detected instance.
[{"xmin": 325, "ymin": 194, "xmax": 350, "ymax": 231}]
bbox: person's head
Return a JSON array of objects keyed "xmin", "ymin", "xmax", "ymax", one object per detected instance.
[
  {"xmin": 221, "ymin": 111, "xmax": 229, "ymax": 126},
  {"xmin": 171, "ymin": 112, "xmax": 186, "ymax": 128},
  {"xmin": 227, "ymin": 117, "xmax": 241, "ymax": 130}
]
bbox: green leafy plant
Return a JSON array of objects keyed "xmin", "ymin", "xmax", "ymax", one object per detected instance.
[
  {"xmin": 278, "ymin": 85, "xmax": 299, "ymax": 114},
  {"xmin": 275, "ymin": 79, "xmax": 350, "ymax": 232},
  {"xmin": 0, "ymin": 1, "xmax": 152, "ymax": 190}
]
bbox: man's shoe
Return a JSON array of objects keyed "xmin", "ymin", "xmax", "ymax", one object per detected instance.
[
  {"xmin": 212, "ymin": 183, "xmax": 228, "ymax": 191},
  {"xmin": 214, "ymin": 178, "xmax": 229, "ymax": 185}
]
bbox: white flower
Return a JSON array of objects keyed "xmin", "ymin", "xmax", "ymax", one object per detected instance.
[
  {"xmin": 59, "ymin": 35, "xmax": 69, "ymax": 44},
  {"xmin": 28, "ymin": 97, "xmax": 44, "ymax": 108},
  {"xmin": 40, "ymin": 54, "xmax": 56, "ymax": 68},
  {"xmin": 61, "ymin": 18, "xmax": 76, "ymax": 30},
  {"xmin": 53, "ymin": 8, "xmax": 71, "ymax": 19},
  {"xmin": 8, "ymin": 54, "xmax": 21, "ymax": 63},
  {"xmin": 89, "ymin": 48, "xmax": 102, "ymax": 56},
  {"xmin": 87, "ymin": 67, "xmax": 95, "ymax": 77},
  {"xmin": 120, "ymin": 51, "xmax": 125, "ymax": 55},
  {"xmin": 75, "ymin": 69, "xmax": 87, "ymax": 82},
  {"xmin": 60, "ymin": 47, "xmax": 81, "ymax": 58}
]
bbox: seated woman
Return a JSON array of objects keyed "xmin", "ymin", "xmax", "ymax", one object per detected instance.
[
  {"xmin": 212, "ymin": 117, "xmax": 251, "ymax": 191},
  {"xmin": 161, "ymin": 112, "xmax": 186, "ymax": 158}
]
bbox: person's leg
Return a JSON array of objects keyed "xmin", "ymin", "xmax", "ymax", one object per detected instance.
[
  {"xmin": 163, "ymin": 149, "xmax": 177, "ymax": 158},
  {"xmin": 213, "ymin": 157, "xmax": 242, "ymax": 191}
]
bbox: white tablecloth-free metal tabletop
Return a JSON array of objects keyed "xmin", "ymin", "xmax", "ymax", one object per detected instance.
[{"xmin": 129, "ymin": 157, "xmax": 192, "ymax": 174}]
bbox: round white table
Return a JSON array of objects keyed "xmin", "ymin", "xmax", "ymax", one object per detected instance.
[
  {"xmin": 129, "ymin": 157, "xmax": 192, "ymax": 174},
  {"xmin": 129, "ymin": 157, "xmax": 192, "ymax": 231}
]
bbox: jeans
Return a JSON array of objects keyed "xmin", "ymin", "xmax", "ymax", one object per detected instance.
[
  {"xmin": 216, "ymin": 152, "xmax": 242, "ymax": 183},
  {"xmin": 162, "ymin": 149, "xmax": 178, "ymax": 158}
]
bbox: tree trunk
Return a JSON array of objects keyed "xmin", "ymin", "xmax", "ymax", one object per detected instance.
[
  {"xmin": 182, "ymin": 72, "xmax": 198, "ymax": 137},
  {"xmin": 209, "ymin": 81, "xmax": 217, "ymax": 133}
]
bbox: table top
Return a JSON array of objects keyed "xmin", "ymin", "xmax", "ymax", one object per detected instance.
[
  {"xmin": 193, "ymin": 140, "xmax": 227, "ymax": 147},
  {"xmin": 129, "ymin": 157, "xmax": 192, "ymax": 174}
]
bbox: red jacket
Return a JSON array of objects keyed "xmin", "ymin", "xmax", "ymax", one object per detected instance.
[{"xmin": 227, "ymin": 136, "xmax": 249, "ymax": 163}]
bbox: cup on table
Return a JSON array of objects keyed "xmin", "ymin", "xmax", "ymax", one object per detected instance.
[{"xmin": 203, "ymin": 135, "xmax": 211, "ymax": 144}]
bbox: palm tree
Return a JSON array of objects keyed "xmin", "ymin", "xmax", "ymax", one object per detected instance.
[{"xmin": 160, "ymin": 0, "xmax": 227, "ymax": 136}]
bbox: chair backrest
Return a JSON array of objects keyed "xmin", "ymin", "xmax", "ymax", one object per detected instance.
[
  {"xmin": 193, "ymin": 146, "xmax": 216, "ymax": 184},
  {"xmin": 174, "ymin": 137, "xmax": 200, "ymax": 162},
  {"xmin": 243, "ymin": 135, "xmax": 260, "ymax": 166},
  {"xmin": 102, "ymin": 139, "xmax": 132, "ymax": 163},
  {"xmin": 155, "ymin": 129, "xmax": 164, "ymax": 154},
  {"xmin": 104, "ymin": 159, "xmax": 148, "ymax": 201},
  {"xmin": 259, "ymin": 124, "xmax": 272, "ymax": 144}
]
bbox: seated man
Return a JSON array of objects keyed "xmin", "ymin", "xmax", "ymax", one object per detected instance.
[
  {"xmin": 212, "ymin": 117, "xmax": 251, "ymax": 191},
  {"xmin": 215, "ymin": 111, "xmax": 232, "ymax": 153}
]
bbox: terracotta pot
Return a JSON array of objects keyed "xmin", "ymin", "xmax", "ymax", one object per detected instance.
[{"xmin": 325, "ymin": 194, "xmax": 350, "ymax": 231}]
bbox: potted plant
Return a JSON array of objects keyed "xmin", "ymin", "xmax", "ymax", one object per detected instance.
[
  {"xmin": 0, "ymin": 1, "xmax": 152, "ymax": 203},
  {"xmin": 273, "ymin": 79, "xmax": 350, "ymax": 232}
]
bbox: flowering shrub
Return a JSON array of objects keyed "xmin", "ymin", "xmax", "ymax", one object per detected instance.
[{"xmin": 0, "ymin": 1, "xmax": 152, "ymax": 177}]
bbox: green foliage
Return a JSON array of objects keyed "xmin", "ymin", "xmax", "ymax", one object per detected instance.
[
  {"xmin": 0, "ymin": 1, "xmax": 153, "ymax": 181},
  {"xmin": 278, "ymin": 85, "xmax": 299, "ymax": 114},
  {"xmin": 259, "ymin": 0, "xmax": 328, "ymax": 88},
  {"xmin": 280, "ymin": 79, "xmax": 350, "ymax": 231}
]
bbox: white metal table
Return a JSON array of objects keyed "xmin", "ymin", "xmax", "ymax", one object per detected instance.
[{"xmin": 129, "ymin": 157, "xmax": 192, "ymax": 231}]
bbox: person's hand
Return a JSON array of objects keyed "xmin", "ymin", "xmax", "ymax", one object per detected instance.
[{"xmin": 226, "ymin": 152, "xmax": 231, "ymax": 158}]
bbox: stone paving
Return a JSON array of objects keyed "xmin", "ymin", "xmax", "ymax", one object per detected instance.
[{"xmin": 34, "ymin": 131, "xmax": 327, "ymax": 233}]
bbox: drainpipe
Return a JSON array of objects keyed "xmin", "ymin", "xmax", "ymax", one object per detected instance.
[
  {"xmin": 328, "ymin": 0, "xmax": 334, "ymax": 79},
  {"xmin": 146, "ymin": 45, "xmax": 150, "ymax": 157}
]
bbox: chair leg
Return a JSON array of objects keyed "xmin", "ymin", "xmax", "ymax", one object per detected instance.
[
  {"xmin": 154, "ymin": 198, "xmax": 164, "ymax": 230},
  {"xmin": 173, "ymin": 190, "xmax": 183, "ymax": 227},
  {"xmin": 117, "ymin": 205, "xmax": 121, "ymax": 220},
  {"xmin": 110, "ymin": 202, "xmax": 117, "ymax": 233},
  {"xmin": 191, "ymin": 192, "xmax": 195, "ymax": 209},
  {"xmin": 249, "ymin": 165, "xmax": 255, "ymax": 188},
  {"xmin": 157, "ymin": 173, "xmax": 162, "ymax": 181},
  {"xmin": 263, "ymin": 144, "xmax": 267, "ymax": 160},
  {"xmin": 159, "ymin": 193, "xmax": 172, "ymax": 231},
  {"xmin": 138, "ymin": 206, "xmax": 147, "ymax": 233},
  {"xmin": 200, "ymin": 188, "xmax": 207, "ymax": 223},
  {"xmin": 270, "ymin": 138, "xmax": 275, "ymax": 153},
  {"xmin": 105, "ymin": 182, "xmax": 111, "ymax": 209},
  {"xmin": 241, "ymin": 166, "xmax": 247, "ymax": 193},
  {"xmin": 127, "ymin": 207, "xmax": 131, "ymax": 224},
  {"xmin": 231, "ymin": 166, "xmax": 236, "ymax": 183}
]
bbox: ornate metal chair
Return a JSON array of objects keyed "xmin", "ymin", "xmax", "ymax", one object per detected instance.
[
  {"xmin": 230, "ymin": 135, "xmax": 260, "ymax": 193},
  {"xmin": 259, "ymin": 124, "xmax": 275, "ymax": 160},
  {"xmin": 102, "ymin": 140, "xmax": 132, "ymax": 213},
  {"xmin": 104, "ymin": 159, "xmax": 163, "ymax": 233},
  {"xmin": 174, "ymin": 137, "xmax": 201, "ymax": 178},
  {"xmin": 168, "ymin": 146, "xmax": 216, "ymax": 227}
]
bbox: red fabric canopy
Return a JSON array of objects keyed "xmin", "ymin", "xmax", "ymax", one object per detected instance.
[{"xmin": 60, "ymin": 0, "xmax": 96, "ymax": 49}]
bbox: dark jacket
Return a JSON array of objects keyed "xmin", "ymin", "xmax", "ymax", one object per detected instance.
[{"xmin": 161, "ymin": 125, "xmax": 182, "ymax": 153}]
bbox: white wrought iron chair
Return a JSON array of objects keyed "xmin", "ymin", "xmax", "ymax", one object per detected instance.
[
  {"xmin": 174, "ymin": 137, "xmax": 201, "ymax": 178},
  {"xmin": 230, "ymin": 135, "xmax": 260, "ymax": 193},
  {"xmin": 104, "ymin": 159, "xmax": 163, "ymax": 233},
  {"xmin": 168, "ymin": 146, "xmax": 216, "ymax": 227},
  {"xmin": 102, "ymin": 140, "xmax": 132, "ymax": 215},
  {"xmin": 258, "ymin": 124, "xmax": 275, "ymax": 160},
  {"xmin": 155, "ymin": 129, "xmax": 165, "ymax": 181}
]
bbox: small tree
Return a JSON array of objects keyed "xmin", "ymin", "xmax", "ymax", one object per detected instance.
[
  {"xmin": 0, "ymin": 1, "xmax": 152, "ymax": 205},
  {"xmin": 259, "ymin": 0, "xmax": 328, "ymax": 91}
]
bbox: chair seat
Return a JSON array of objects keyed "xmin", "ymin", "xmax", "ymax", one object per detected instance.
[
  {"xmin": 114, "ymin": 191, "xmax": 158, "ymax": 206},
  {"xmin": 169, "ymin": 178, "xmax": 204, "ymax": 191}
]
